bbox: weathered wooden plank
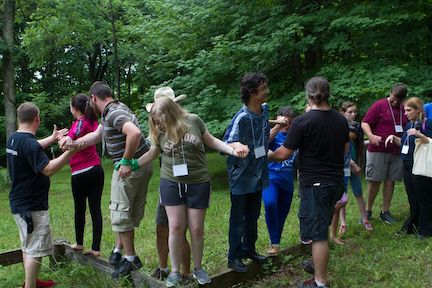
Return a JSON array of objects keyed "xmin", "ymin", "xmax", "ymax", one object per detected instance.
[
  {"xmin": 0, "ymin": 248, "xmax": 23, "ymax": 266},
  {"xmin": 63, "ymin": 244, "xmax": 116, "ymax": 275},
  {"xmin": 131, "ymin": 270, "xmax": 167, "ymax": 288},
  {"xmin": 202, "ymin": 243, "xmax": 310, "ymax": 288}
]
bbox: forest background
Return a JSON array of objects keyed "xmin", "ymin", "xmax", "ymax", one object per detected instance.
[{"xmin": 1, "ymin": 0, "xmax": 432, "ymax": 165}]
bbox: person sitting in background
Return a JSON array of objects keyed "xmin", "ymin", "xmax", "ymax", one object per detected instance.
[
  {"xmin": 7, "ymin": 102, "xmax": 76, "ymax": 288},
  {"xmin": 263, "ymin": 106, "xmax": 297, "ymax": 256}
]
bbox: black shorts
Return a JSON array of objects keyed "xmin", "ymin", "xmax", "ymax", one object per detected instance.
[
  {"xmin": 159, "ymin": 178, "xmax": 211, "ymax": 209},
  {"xmin": 299, "ymin": 182, "xmax": 343, "ymax": 241}
]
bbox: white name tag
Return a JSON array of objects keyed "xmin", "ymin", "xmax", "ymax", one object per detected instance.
[
  {"xmin": 344, "ymin": 168, "xmax": 351, "ymax": 177},
  {"xmin": 173, "ymin": 164, "xmax": 189, "ymax": 177},
  {"xmin": 395, "ymin": 125, "xmax": 403, "ymax": 133},
  {"xmin": 401, "ymin": 145, "xmax": 409, "ymax": 154},
  {"xmin": 254, "ymin": 146, "xmax": 266, "ymax": 159}
]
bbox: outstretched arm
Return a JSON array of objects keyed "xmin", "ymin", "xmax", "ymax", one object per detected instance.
[
  {"xmin": 267, "ymin": 145, "xmax": 294, "ymax": 162},
  {"xmin": 203, "ymin": 129, "xmax": 249, "ymax": 158},
  {"xmin": 137, "ymin": 146, "xmax": 160, "ymax": 167},
  {"xmin": 38, "ymin": 124, "xmax": 68, "ymax": 149}
]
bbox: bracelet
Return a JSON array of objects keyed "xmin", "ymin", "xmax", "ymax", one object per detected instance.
[{"xmin": 119, "ymin": 158, "xmax": 132, "ymax": 166}]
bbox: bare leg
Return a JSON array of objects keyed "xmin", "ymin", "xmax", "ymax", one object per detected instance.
[
  {"xmin": 115, "ymin": 232, "xmax": 123, "ymax": 250},
  {"xmin": 23, "ymin": 253, "xmax": 41, "ymax": 288},
  {"xmin": 119, "ymin": 230, "xmax": 135, "ymax": 256},
  {"xmin": 339, "ymin": 207, "xmax": 347, "ymax": 230},
  {"xmin": 329, "ymin": 203, "xmax": 344, "ymax": 245},
  {"xmin": 382, "ymin": 180, "xmax": 395, "ymax": 212},
  {"xmin": 165, "ymin": 205, "xmax": 187, "ymax": 273},
  {"xmin": 312, "ymin": 240, "xmax": 329, "ymax": 284},
  {"xmin": 156, "ymin": 224, "xmax": 169, "ymax": 268},
  {"xmin": 187, "ymin": 208, "xmax": 206, "ymax": 269},
  {"xmin": 181, "ymin": 235, "xmax": 191, "ymax": 276},
  {"xmin": 366, "ymin": 181, "xmax": 381, "ymax": 212},
  {"xmin": 355, "ymin": 195, "xmax": 368, "ymax": 221}
]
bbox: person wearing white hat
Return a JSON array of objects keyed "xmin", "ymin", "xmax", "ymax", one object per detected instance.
[{"xmin": 146, "ymin": 87, "xmax": 187, "ymax": 112}]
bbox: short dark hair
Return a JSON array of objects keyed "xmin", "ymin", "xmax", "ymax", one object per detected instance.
[
  {"xmin": 240, "ymin": 72, "xmax": 268, "ymax": 103},
  {"xmin": 391, "ymin": 83, "xmax": 408, "ymax": 100},
  {"xmin": 305, "ymin": 76, "xmax": 330, "ymax": 105},
  {"xmin": 89, "ymin": 81, "xmax": 113, "ymax": 100},
  {"xmin": 17, "ymin": 102, "xmax": 39, "ymax": 124},
  {"xmin": 276, "ymin": 106, "xmax": 295, "ymax": 118},
  {"xmin": 71, "ymin": 93, "xmax": 98, "ymax": 121}
]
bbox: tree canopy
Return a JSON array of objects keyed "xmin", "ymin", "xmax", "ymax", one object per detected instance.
[{"xmin": 1, "ymin": 0, "xmax": 432, "ymax": 162}]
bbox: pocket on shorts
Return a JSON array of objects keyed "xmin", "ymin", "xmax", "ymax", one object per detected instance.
[
  {"xmin": 109, "ymin": 201, "xmax": 131, "ymax": 226},
  {"xmin": 32, "ymin": 226, "xmax": 52, "ymax": 253}
]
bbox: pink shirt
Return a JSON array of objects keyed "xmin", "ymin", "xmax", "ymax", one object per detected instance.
[
  {"xmin": 67, "ymin": 117, "xmax": 101, "ymax": 172},
  {"xmin": 362, "ymin": 98, "xmax": 407, "ymax": 155}
]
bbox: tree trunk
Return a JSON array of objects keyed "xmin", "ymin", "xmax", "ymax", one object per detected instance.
[
  {"xmin": 3, "ymin": 0, "xmax": 17, "ymax": 140},
  {"xmin": 109, "ymin": 0, "xmax": 121, "ymax": 100}
]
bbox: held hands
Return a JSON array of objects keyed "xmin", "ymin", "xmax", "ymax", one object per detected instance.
[
  {"xmin": 52, "ymin": 124, "xmax": 68, "ymax": 141},
  {"xmin": 350, "ymin": 161, "xmax": 361, "ymax": 176},
  {"xmin": 58, "ymin": 137, "xmax": 88, "ymax": 151},
  {"xmin": 114, "ymin": 158, "xmax": 140, "ymax": 179},
  {"xmin": 407, "ymin": 128, "xmax": 418, "ymax": 137},
  {"xmin": 230, "ymin": 142, "xmax": 250, "ymax": 158}
]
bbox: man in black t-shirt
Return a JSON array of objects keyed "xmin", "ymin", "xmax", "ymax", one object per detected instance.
[
  {"xmin": 7, "ymin": 102, "xmax": 74, "ymax": 288},
  {"xmin": 269, "ymin": 77, "xmax": 349, "ymax": 288}
]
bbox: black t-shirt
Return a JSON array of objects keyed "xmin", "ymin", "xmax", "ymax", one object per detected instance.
[
  {"xmin": 283, "ymin": 109, "xmax": 349, "ymax": 187},
  {"xmin": 6, "ymin": 132, "xmax": 50, "ymax": 214}
]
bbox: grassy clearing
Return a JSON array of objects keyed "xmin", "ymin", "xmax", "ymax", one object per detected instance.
[{"xmin": 0, "ymin": 153, "xmax": 431, "ymax": 287}]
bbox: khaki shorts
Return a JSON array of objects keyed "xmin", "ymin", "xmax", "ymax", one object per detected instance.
[
  {"xmin": 365, "ymin": 151, "xmax": 403, "ymax": 182},
  {"xmin": 109, "ymin": 162, "xmax": 152, "ymax": 232},
  {"xmin": 13, "ymin": 210, "xmax": 53, "ymax": 258}
]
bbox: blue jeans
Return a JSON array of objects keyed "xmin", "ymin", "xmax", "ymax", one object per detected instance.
[
  {"xmin": 345, "ymin": 174, "xmax": 363, "ymax": 197},
  {"xmin": 262, "ymin": 171, "xmax": 293, "ymax": 244},
  {"xmin": 228, "ymin": 191, "xmax": 262, "ymax": 260}
]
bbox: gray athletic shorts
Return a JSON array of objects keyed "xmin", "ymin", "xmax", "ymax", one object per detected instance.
[{"xmin": 365, "ymin": 151, "xmax": 403, "ymax": 182}]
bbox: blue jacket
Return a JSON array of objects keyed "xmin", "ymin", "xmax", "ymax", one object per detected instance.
[{"xmin": 223, "ymin": 104, "xmax": 270, "ymax": 195}]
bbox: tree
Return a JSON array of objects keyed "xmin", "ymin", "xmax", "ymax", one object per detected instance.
[{"xmin": 2, "ymin": 0, "xmax": 16, "ymax": 141}]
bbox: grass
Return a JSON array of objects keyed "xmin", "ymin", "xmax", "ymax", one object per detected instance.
[{"xmin": 0, "ymin": 152, "xmax": 431, "ymax": 287}]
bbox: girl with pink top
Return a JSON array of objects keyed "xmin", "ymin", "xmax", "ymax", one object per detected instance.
[{"xmin": 62, "ymin": 93, "xmax": 104, "ymax": 256}]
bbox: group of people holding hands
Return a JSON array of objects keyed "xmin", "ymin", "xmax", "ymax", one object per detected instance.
[{"xmin": 7, "ymin": 74, "xmax": 432, "ymax": 288}]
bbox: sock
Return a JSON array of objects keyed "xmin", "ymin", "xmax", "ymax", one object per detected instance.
[
  {"xmin": 113, "ymin": 247, "xmax": 122, "ymax": 253},
  {"xmin": 125, "ymin": 255, "xmax": 136, "ymax": 262},
  {"xmin": 315, "ymin": 279, "xmax": 326, "ymax": 287}
]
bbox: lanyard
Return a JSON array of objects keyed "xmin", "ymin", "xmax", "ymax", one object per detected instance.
[
  {"xmin": 172, "ymin": 140, "xmax": 186, "ymax": 165},
  {"xmin": 387, "ymin": 98, "xmax": 402, "ymax": 126},
  {"xmin": 249, "ymin": 116, "xmax": 265, "ymax": 147}
]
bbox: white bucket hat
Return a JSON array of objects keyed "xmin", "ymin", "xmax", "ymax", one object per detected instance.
[{"xmin": 145, "ymin": 87, "xmax": 187, "ymax": 112}]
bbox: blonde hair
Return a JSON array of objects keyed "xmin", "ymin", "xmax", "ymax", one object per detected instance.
[
  {"xmin": 404, "ymin": 96, "xmax": 425, "ymax": 120},
  {"xmin": 148, "ymin": 97, "xmax": 189, "ymax": 146}
]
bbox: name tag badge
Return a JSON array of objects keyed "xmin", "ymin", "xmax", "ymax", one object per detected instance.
[
  {"xmin": 254, "ymin": 146, "xmax": 266, "ymax": 159},
  {"xmin": 401, "ymin": 145, "xmax": 409, "ymax": 154},
  {"xmin": 173, "ymin": 164, "xmax": 189, "ymax": 177},
  {"xmin": 395, "ymin": 125, "xmax": 403, "ymax": 133},
  {"xmin": 344, "ymin": 167, "xmax": 351, "ymax": 177}
]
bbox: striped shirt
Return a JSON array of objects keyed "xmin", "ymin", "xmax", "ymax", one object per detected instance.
[{"xmin": 102, "ymin": 101, "xmax": 149, "ymax": 163}]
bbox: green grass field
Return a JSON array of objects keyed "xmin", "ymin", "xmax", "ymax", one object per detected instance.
[{"xmin": 0, "ymin": 153, "xmax": 431, "ymax": 287}]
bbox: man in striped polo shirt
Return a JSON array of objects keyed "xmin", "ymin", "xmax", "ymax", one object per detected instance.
[{"xmin": 70, "ymin": 82, "xmax": 152, "ymax": 278}]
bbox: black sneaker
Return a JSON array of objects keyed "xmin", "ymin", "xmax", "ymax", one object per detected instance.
[
  {"xmin": 366, "ymin": 210, "xmax": 372, "ymax": 220},
  {"xmin": 112, "ymin": 256, "xmax": 142, "ymax": 278},
  {"xmin": 109, "ymin": 249, "xmax": 122, "ymax": 266},
  {"xmin": 301, "ymin": 259, "xmax": 315, "ymax": 274},
  {"xmin": 151, "ymin": 267, "xmax": 170, "ymax": 280},
  {"xmin": 379, "ymin": 211, "xmax": 397, "ymax": 224}
]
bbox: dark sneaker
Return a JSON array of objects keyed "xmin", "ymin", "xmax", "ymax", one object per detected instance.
[
  {"xmin": 193, "ymin": 267, "xmax": 211, "ymax": 285},
  {"xmin": 298, "ymin": 278, "xmax": 330, "ymax": 288},
  {"xmin": 151, "ymin": 267, "xmax": 170, "ymax": 280},
  {"xmin": 366, "ymin": 210, "xmax": 372, "ymax": 220},
  {"xmin": 301, "ymin": 259, "xmax": 315, "ymax": 274},
  {"xmin": 109, "ymin": 249, "xmax": 122, "ymax": 266},
  {"xmin": 165, "ymin": 272, "xmax": 182, "ymax": 287},
  {"xmin": 245, "ymin": 252, "xmax": 268, "ymax": 264},
  {"xmin": 380, "ymin": 211, "xmax": 397, "ymax": 224},
  {"xmin": 112, "ymin": 257, "xmax": 142, "ymax": 278},
  {"xmin": 227, "ymin": 258, "xmax": 248, "ymax": 273}
]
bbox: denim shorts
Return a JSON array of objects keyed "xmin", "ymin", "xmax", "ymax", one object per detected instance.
[{"xmin": 299, "ymin": 182, "xmax": 344, "ymax": 241}]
